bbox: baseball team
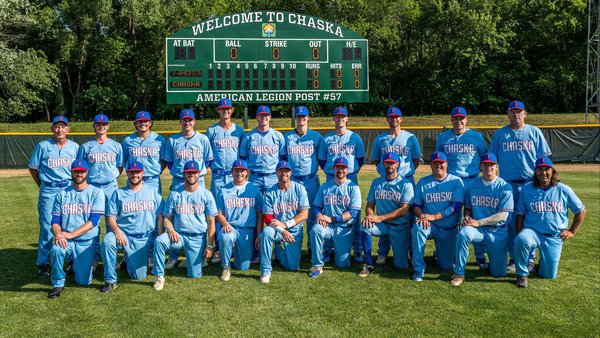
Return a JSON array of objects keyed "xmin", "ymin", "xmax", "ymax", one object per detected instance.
[{"xmin": 28, "ymin": 98, "xmax": 586, "ymax": 299}]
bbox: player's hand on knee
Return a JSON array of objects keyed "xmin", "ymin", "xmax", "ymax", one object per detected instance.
[
  {"xmin": 222, "ymin": 223, "xmax": 233, "ymax": 234},
  {"xmin": 115, "ymin": 230, "xmax": 127, "ymax": 246},
  {"xmin": 462, "ymin": 217, "xmax": 478, "ymax": 227},
  {"xmin": 56, "ymin": 237, "xmax": 68, "ymax": 249},
  {"xmin": 169, "ymin": 231, "xmax": 181, "ymax": 243},
  {"xmin": 282, "ymin": 230, "xmax": 295, "ymax": 243}
]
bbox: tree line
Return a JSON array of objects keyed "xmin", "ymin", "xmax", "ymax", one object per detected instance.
[{"xmin": 0, "ymin": 0, "xmax": 587, "ymax": 122}]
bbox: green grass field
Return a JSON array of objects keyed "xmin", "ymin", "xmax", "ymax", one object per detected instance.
[{"xmin": 0, "ymin": 166, "xmax": 598, "ymax": 336}]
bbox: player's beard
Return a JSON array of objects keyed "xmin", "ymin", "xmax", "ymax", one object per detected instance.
[
  {"xmin": 72, "ymin": 173, "xmax": 86, "ymax": 185},
  {"xmin": 336, "ymin": 171, "xmax": 345, "ymax": 180}
]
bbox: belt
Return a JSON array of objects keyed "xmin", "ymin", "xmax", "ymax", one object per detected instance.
[
  {"xmin": 213, "ymin": 169, "xmax": 231, "ymax": 176},
  {"xmin": 178, "ymin": 231, "xmax": 203, "ymax": 237},
  {"xmin": 42, "ymin": 180, "xmax": 71, "ymax": 188},
  {"xmin": 142, "ymin": 175, "xmax": 159, "ymax": 182},
  {"xmin": 460, "ymin": 174, "xmax": 479, "ymax": 180},
  {"xmin": 251, "ymin": 171, "xmax": 275, "ymax": 177},
  {"xmin": 508, "ymin": 179, "xmax": 531, "ymax": 184},
  {"xmin": 90, "ymin": 181, "xmax": 117, "ymax": 187},
  {"xmin": 128, "ymin": 232, "xmax": 152, "ymax": 239},
  {"xmin": 292, "ymin": 173, "xmax": 316, "ymax": 180}
]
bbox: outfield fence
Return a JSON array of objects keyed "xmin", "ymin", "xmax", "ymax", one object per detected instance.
[{"xmin": 0, "ymin": 125, "xmax": 598, "ymax": 168}]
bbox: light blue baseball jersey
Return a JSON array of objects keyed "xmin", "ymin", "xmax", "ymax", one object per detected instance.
[
  {"xmin": 314, "ymin": 180, "xmax": 361, "ymax": 228},
  {"xmin": 371, "ymin": 131, "xmax": 421, "ymax": 177},
  {"xmin": 239, "ymin": 128, "xmax": 285, "ymax": 173},
  {"xmin": 489, "ymin": 124, "xmax": 551, "ymax": 181},
  {"xmin": 283, "ymin": 129, "xmax": 322, "ymax": 176},
  {"xmin": 216, "ymin": 182, "xmax": 263, "ymax": 228},
  {"xmin": 465, "ymin": 177, "xmax": 514, "ymax": 225},
  {"xmin": 436, "ymin": 129, "xmax": 487, "ymax": 178},
  {"xmin": 263, "ymin": 181, "xmax": 310, "ymax": 222},
  {"xmin": 516, "ymin": 182, "xmax": 585, "ymax": 235},
  {"xmin": 366, "ymin": 175, "xmax": 414, "ymax": 226},
  {"xmin": 122, "ymin": 131, "xmax": 166, "ymax": 177},
  {"xmin": 52, "ymin": 185, "xmax": 105, "ymax": 241},
  {"xmin": 77, "ymin": 139, "xmax": 124, "ymax": 184},
  {"xmin": 206, "ymin": 122, "xmax": 245, "ymax": 172},
  {"xmin": 413, "ymin": 174, "xmax": 465, "ymax": 228},
  {"xmin": 163, "ymin": 186, "xmax": 218, "ymax": 234},
  {"xmin": 164, "ymin": 132, "xmax": 213, "ymax": 179},
  {"xmin": 318, "ymin": 130, "xmax": 365, "ymax": 175},
  {"xmin": 106, "ymin": 184, "xmax": 164, "ymax": 235},
  {"xmin": 28, "ymin": 139, "xmax": 79, "ymax": 183}
]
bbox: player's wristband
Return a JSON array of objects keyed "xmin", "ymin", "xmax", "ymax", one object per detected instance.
[
  {"xmin": 275, "ymin": 227, "xmax": 284, "ymax": 234},
  {"xmin": 285, "ymin": 219, "xmax": 296, "ymax": 228},
  {"xmin": 206, "ymin": 244, "xmax": 215, "ymax": 249}
]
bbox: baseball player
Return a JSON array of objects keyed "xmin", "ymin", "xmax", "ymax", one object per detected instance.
[
  {"xmin": 436, "ymin": 107, "xmax": 488, "ymax": 269},
  {"xmin": 259, "ymin": 160, "xmax": 309, "ymax": 283},
  {"xmin": 412, "ymin": 151, "xmax": 465, "ymax": 281},
  {"xmin": 122, "ymin": 111, "xmax": 167, "ymax": 194},
  {"xmin": 152, "ymin": 160, "xmax": 217, "ymax": 291},
  {"xmin": 100, "ymin": 161, "xmax": 164, "ymax": 293},
  {"xmin": 371, "ymin": 107, "xmax": 421, "ymax": 264},
  {"xmin": 47, "ymin": 160, "xmax": 105, "ymax": 299},
  {"xmin": 489, "ymin": 100, "xmax": 551, "ymax": 271},
  {"xmin": 450, "ymin": 153, "xmax": 513, "ymax": 286},
  {"xmin": 308, "ymin": 157, "xmax": 361, "ymax": 278},
  {"xmin": 283, "ymin": 105, "xmax": 322, "ymax": 253},
  {"xmin": 215, "ymin": 159, "xmax": 263, "ymax": 281},
  {"xmin": 359, "ymin": 152, "xmax": 414, "ymax": 277},
  {"xmin": 318, "ymin": 106, "xmax": 365, "ymax": 263},
  {"xmin": 513, "ymin": 156, "xmax": 586, "ymax": 288},
  {"xmin": 29, "ymin": 116, "xmax": 79, "ymax": 276}
]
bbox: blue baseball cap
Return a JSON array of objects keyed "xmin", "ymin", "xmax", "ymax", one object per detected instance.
[
  {"xmin": 52, "ymin": 116, "xmax": 69, "ymax": 125},
  {"xmin": 333, "ymin": 157, "xmax": 349, "ymax": 167},
  {"xmin": 535, "ymin": 156, "xmax": 553, "ymax": 168},
  {"xmin": 127, "ymin": 161, "xmax": 144, "ymax": 172},
  {"xmin": 232, "ymin": 159, "xmax": 249, "ymax": 170},
  {"xmin": 333, "ymin": 107, "xmax": 348, "ymax": 116},
  {"xmin": 430, "ymin": 151, "xmax": 447, "ymax": 163},
  {"xmin": 135, "ymin": 111, "xmax": 152, "ymax": 121},
  {"xmin": 180, "ymin": 109, "xmax": 195, "ymax": 120},
  {"xmin": 387, "ymin": 107, "xmax": 402, "ymax": 117},
  {"xmin": 451, "ymin": 106, "xmax": 467, "ymax": 117},
  {"xmin": 183, "ymin": 160, "xmax": 200, "ymax": 172},
  {"xmin": 295, "ymin": 105, "xmax": 309, "ymax": 117},
  {"xmin": 71, "ymin": 159, "xmax": 88, "ymax": 171},
  {"xmin": 382, "ymin": 152, "xmax": 400, "ymax": 163},
  {"xmin": 507, "ymin": 100, "xmax": 525, "ymax": 112},
  {"xmin": 257, "ymin": 105, "xmax": 271, "ymax": 115},
  {"xmin": 480, "ymin": 153, "xmax": 498, "ymax": 164},
  {"xmin": 93, "ymin": 114, "xmax": 109, "ymax": 123},
  {"xmin": 217, "ymin": 97, "xmax": 233, "ymax": 109},
  {"xmin": 276, "ymin": 160, "xmax": 292, "ymax": 171}
]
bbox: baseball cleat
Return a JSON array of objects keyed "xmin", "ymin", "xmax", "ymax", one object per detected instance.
[
  {"xmin": 517, "ymin": 276, "xmax": 528, "ymax": 288},
  {"xmin": 308, "ymin": 266, "xmax": 323, "ymax": 278},
  {"xmin": 412, "ymin": 271, "xmax": 424, "ymax": 282},
  {"xmin": 153, "ymin": 276, "xmax": 165, "ymax": 291},
  {"xmin": 259, "ymin": 275, "xmax": 270, "ymax": 284},
  {"xmin": 165, "ymin": 259, "xmax": 178, "ymax": 269},
  {"xmin": 476, "ymin": 258, "xmax": 489, "ymax": 270},
  {"xmin": 47, "ymin": 287, "xmax": 64, "ymax": 299},
  {"xmin": 376, "ymin": 256, "xmax": 387, "ymax": 265},
  {"xmin": 220, "ymin": 267, "xmax": 231, "ymax": 282},
  {"xmin": 449, "ymin": 274, "xmax": 465, "ymax": 286},
  {"xmin": 211, "ymin": 251, "xmax": 222, "ymax": 264},
  {"xmin": 357, "ymin": 264, "xmax": 374, "ymax": 277},
  {"xmin": 38, "ymin": 264, "xmax": 50, "ymax": 277},
  {"xmin": 100, "ymin": 282, "xmax": 117, "ymax": 293}
]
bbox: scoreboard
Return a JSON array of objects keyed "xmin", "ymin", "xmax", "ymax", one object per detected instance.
[{"xmin": 166, "ymin": 11, "xmax": 369, "ymax": 104}]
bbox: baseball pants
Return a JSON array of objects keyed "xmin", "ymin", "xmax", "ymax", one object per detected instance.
[
  {"xmin": 36, "ymin": 184, "xmax": 68, "ymax": 266},
  {"xmin": 153, "ymin": 232, "xmax": 206, "ymax": 278},
  {"xmin": 514, "ymin": 228, "xmax": 563, "ymax": 279},
  {"xmin": 101, "ymin": 231, "xmax": 153, "ymax": 283},
  {"xmin": 310, "ymin": 224, "xmax": 353, "ymax": 268},
  {"xmin": 362, "ymin": 222, "xmax": 411, "ymax": 268},
  {"xmin": 260, "ymin": 225, "xmax": 304, "ymax": 277},
  {"xmin": 50, "ymin": 238, "xmax": 95, "ymax": 288},
  {"xmin": 412, "ymin": 224, "xmax": 457, "ymax": 273},
  {"xmin": 220, "ymin": 227, "xmax": 255, "ymax": 270},
  {"xmin": 455, "ymin": 225, "xmax": 508, "ymax": 277}
]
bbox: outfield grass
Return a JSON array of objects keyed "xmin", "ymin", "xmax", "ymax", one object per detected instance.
[{"xmin": 0, "ymin": 167, "xmax": 598, "ymax": 336}]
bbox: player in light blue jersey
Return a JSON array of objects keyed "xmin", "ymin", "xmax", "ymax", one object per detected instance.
[
  {"xmin": 100, "ymin": 161, "xmax": 164, "ymax": 293},
  {"xmin": 47, "ymin": 160, "xmax": 105, "ymax": 299},
  {"xmin": 514, "ymin": 156, "xmax": 586, "ymax": 288},
  {"xmin": 215, "ymin": 159, "xmax": 263, "ymax": 281},
  {"xmin": 122, "ymin": 111, "xmax": 166, "ymax": 194},
  {"xmin": 436, "ymin": 107, "xmax": 488, "ymax": 269},
  {"xmin": 489, "ymin": 100, "xmax": 551, "ymax": 271},
  {"xmin": 308, "ymin": 158, "xmax": 361, "ymax": 278},
  {"xmin": 359, "ymin": 152, "xmax": 413, "ymax": 277},
  {"xmin": 412, "ymin": 152, "xmax": 464, "ymax": 281},
  {"xmin": 283, "ymin": 105, "xmax": 322, "ymax": 254},
  {"xmin": 29, "ymin": 116, "xmax": 79, "ymax": 276},
  {"xmin": 165, "ymin": 109, "xmax": 213, "ymax": 192},
  {"xmin": 152, "ymin": 160, "xmax": 217, "ymax": 290},
  {"xmin": 239, "ymin": 105, "xmax": 286, "ymax": 194},
  {"xmin": 450, "ymin": 153, "xmax": 513, "ymax": 286},
  {"xmin": 259, "ymin": 160, "xmax": 309, "ymax": 283}
]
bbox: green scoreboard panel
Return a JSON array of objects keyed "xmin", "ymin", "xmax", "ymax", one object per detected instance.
[{"xmin": 166, "ymin": 11, "xmax": 368, "ymax": 104}]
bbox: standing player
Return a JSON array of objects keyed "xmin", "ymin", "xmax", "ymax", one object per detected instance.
[
  {"xmin": 259, "ymin": 160, "xmax": 309, "ymax": 283},
  {"xmin": 100, "ymin": 161, "xmax": 164, "ymax": 293},
  {"xmin": 489, "ymin": 100, "xmax": 551, "ymax": 271},
  {"xmin": 215, "ymin": 159, "xmax": 263, "ymax": 281},
  {"xmin": 29, "ymin": 116, "xmax": 79, "ymax": 276},
  {"xmin": 412, "ymin": 152, "xmax": 464, "ymax": 282},
  {"xmin": 318, "ymin": 106, "xmax": 365, "ymax": 262},
  {"xmin": 152, "ymin": 160, "xmax": 217, "ymax": 291},
  {"xmin": 371, "ymin": 107, "xmax": 421, "ymax": 264},
  {"xmin": 283, "ymin": 105, "xmax": 322, "ymax": 253},
  {"xmin": 450, "ymin": 153, "xmax": 513, "ymax": 286},
  {"xmin": 47, "ymin": 160, "xmax": 105, "ymax": 298},
  {"xmin": 308, "ymin": 158, "xmax": 361, "ymax": 278},
  {"xmin": 359, "ymin": 152, "xmax": 413, "ymax": 277},
  {"xmin": 436, "ymin": 107, "xmax": 487, "ymax": 269},
  {"xmin": 513, "ymin": 156, "xmax": 586, "ymax": 288}
]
